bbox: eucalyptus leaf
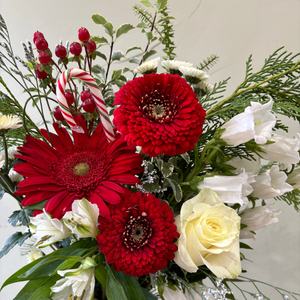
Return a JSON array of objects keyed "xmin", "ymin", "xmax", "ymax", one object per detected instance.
[
  {"xmin": 116, "ymin": 23, "xmax": 135, "ymax": 39},
  {"xmin": 112, "ymin": 50, "xmax": 124, "ymax": 62},
  {"xmin": 91, "ymin": 36, "xmax": 108, "ymax": 44},
  {"xmin": 91, "ymin": 14, "xmax": 108, "ymax": 25},
  {"xmin": 143, "ymin": 49, "xmax": 157, "ymax": 61},
  {"xmin": 166, "ymin": 178, "xmax": 183, "ymax": 202},
  {"xmin": 126, "ymin": 46, "xmax": 143, "ymax": 55},
  {"xmin": 157, "ymin": 0, "xmax": 168, "ymax": 11},
  {"xmin": 0, "ymin": 231, "xmax": 31, "ymax": 259},
  {"xmin": 103, "ymin": 22, "xmax": 114, "ymax": 36},
  {"xmin": 106, "ymin": 263, "xmax": 128, "ymax": 300}
]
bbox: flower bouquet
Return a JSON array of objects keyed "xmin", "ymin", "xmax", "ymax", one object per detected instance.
[{"xmin": 0, "ymin": 0, "xmax": 300, "ymax": 299}]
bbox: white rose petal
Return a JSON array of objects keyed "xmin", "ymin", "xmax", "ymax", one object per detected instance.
[
  {"xmin": 240, "ymin": 203, "xmax": 281, "ymax": 239},
  {"xmin": 197, "ymin": 172, "xmax": 253, "ymax": 205},
  {"xmin": 174, "ymin": 188, "xmax": 241, "ymax": 279},
  {"xmin": 251, "ymin": 165, "xmax": 293, "ymax": 199}
]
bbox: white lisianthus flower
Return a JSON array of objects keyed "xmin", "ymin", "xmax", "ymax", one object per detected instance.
[
  {"xmin": 8, "ymin": 168, "xmax": 23, "ymax": 182},
  {"xmin": 0, "ymin": 115, "xmax": 22, "ymax": 131},
  {"xmin": 287, "ymin": 167, "xmax": 300, "ymax": 189},
  {"xmin": 197, "ymin": 172, "xmax": 254, "ymax": 205},
  {"xmin": 240, "ymin": 203, "xmax": 281, "ymax": 239},
  {"xmin": 62, "ymin": 198, "xmax": 99, "ymax": 239},
  {"xmin": 226, "ymin": 154, "xmax": 261, "ymax": 175},
  {"xmin": 29, "ymin": 210, "xmax": 72, "ymax": 247},
  {"xmin": 50, "ymin": 257, "xmax": 96, "ymax": 300},
  {"xmin": 161, "ymin": 60, "xmax": 193, "ymax": 72},
  {"xmin": 179, "ymin": 66, "xmax": 209, "ymax": 84},
  {"xmin": 251, "ymin": 165, "xmax": 293, "ymax": 199},
  {"xmin": 174, "ymin": 188, "xmax": 241, "ymax": 279},
  {"xmin": 133, "ymin": 57, "xmax": 160, "ymax": 74},
  {"xmin": 220, "ymin": 100, "xmax": 275, "ymax": 146},
  {"xmin": 259, "ymin": 134, "xmax": 300, "ymax": 171}
]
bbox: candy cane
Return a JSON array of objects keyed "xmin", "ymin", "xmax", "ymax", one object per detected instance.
[{"xmin": 56, "ymin": 68, "xmax": 115, "ymax": 142}]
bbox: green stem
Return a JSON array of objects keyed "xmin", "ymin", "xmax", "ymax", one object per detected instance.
[{"xmin": 1, "ymin": 133, "xmax": 9, "ymax": 173}]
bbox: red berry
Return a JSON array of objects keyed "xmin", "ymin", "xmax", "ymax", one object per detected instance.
[
  {"xmin": 78, "ymin": 27, "xmax": 90, "ymax": 42},
  {"xmin": 82, "ymin": 98, "xmax": 96, "ymax": 113},
  {"xmin": 80, "ymin": 90, "xmax": 91, "ymax": 102},
  {"xmin": 65, "ymin": 92, "xmax": 75, "ymax": 106},
  {"xmin": 70, "ymin": 42, "xmax": 82, "ymax": 56},
  {"xmin": 53, "ymin": 106, "xmax": 64, "ymax": 121},
  {"xmin": 33, "ymin": 31, "xmax": 44, "ymax": 44},
  {"xmin": 35, "ymin": 38, "xmax": 48, "ymax": 51},
  {"xmin": 55, "ymin": 45, "xmax": 67, "ymax": 58},
  {"xmin": 86, "ymin": 40, "xmax": 96, "ymax": 52},
  {"xmin": 38, "ymin": 52, "xmax": 51, "ymax": 65},
  {"xmin": 35, "ymin": 65, "xmax": 47, "ymax": 79}
]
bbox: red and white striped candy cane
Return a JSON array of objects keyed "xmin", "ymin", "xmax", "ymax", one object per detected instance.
[{"xmin": 56, "ymin": 68, "xmax": 115, "ymax": 142}]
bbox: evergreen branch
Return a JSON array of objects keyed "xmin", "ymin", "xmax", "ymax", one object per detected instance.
[
  {"xmin": 275, "ymin": 189, "xmax": 300, "ymax": 212},
  {"xmin": 198, "ymin": 54, "xmax": 219, "ymax": 72}
]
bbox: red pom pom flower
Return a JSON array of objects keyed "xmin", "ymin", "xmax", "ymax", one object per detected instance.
[
  {"xmin": 113, "ymin": 73, "xmax": 206, "ymax": 157},
  {"xmin": 14, "ymin": 116, "xmax": 143, "ymax": 219},
  {"xmin": 97, "ymin": 191, "xmax": 179, "ymax": 277}
]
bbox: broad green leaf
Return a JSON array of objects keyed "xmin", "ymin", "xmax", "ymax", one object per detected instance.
[
  {"xmin": 24, "ymin": 199, "xmax": 48, "ymax": 210},
  {"xmin": 181, "ymin": 152, "xmax": 191, "ymax": 164},
  {"xmin": 140, "ymin": 0, "xmax": 154, "ymax": 8},
  {"xmin": 240, "ymin": 242, "xmax": 253, "ymax": 250},
  {"xmin": 91, "ymin": 14, "xmax": 108, "ymax": 25},
  {"xmin": 142, "ymin": 288, "xmax": 158, "ymax": 299},
  {"xmin": 8, "ymin": 209, "xmax": 33, "ymax": 226},
  {"xmin": 95, "ymin": 51, "xmax": 107, "ymax": 61},
  {"xmin": 143, "ymin": 183, "xmax": 161, "ymax": 193},
  {"xmin": 155, "ymin": 157, "xmax": 174, "ymax": 178},
  {"xmin": 129, "ymin": 57, "xmax": 140, "ymax": 64},
  {"xmin": 55, "ymin": 258, "xmax": 79, "ymax": 272},
  {"xmin": 95, "ymin": 264, "xmax": 107, "ymax": 287},
  {"xmin": 145, "ymin": 31, "xmax": 154, "ymax": 41},
  {"xmin": 91, "ymin": 36, "xmax": 108, "ymax": 44},
  {"xmin": 112, "ymin": 269, "xmax": 146, "ymax": 300},
  {"xmin": 116, "ymin": 23, "xmax": 135, "ymax": 39},
  {"xmin": 157, "ymin": 275, "xmax": 165, "ymax": 295},
  {"xmin": 111, "ymin": 69, "xmax": 122, "ymax": 81},
  {"xmin": 157, "ymin": 0, "xmax": 168, "ymax": 11},
  {"xmin": 106, "ymin": 263, "xmax": 128, "ymax": 300},
  {"xmin": 103, "ymin": 22, "xmax": 114, "ymax": 36},
  {"xmin": 112, "ymin": 50, "xmax": 124, "ymax": 62},
  {"xmin": 27, "ymin": 275, "xmax": 60, "ymax": 300},
  {"xmin": 0, "ymin": 231, "xmax": 31, "ymax": 259},
  {"xmin": 143, "ymin": 49, "xmax": 157, "ymax": 61},
  {"xmin": 136, "ymin": 21, "xmax": 149, "ymax": 29},
  {"xmin": 92, "ymin": 64, "xmax": 106, "ymax": 80},
  {"xmin": 166, "ymin": 178, "xmax": 183, "ymax": 202},
  {"xmin": 126, "ymin": 46, "xmax": 143, "ymax": 55}
]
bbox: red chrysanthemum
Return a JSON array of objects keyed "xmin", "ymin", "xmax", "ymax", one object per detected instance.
[
  {"xmin": 113, "ymin": 73, "xmax": 206, "ymax": 157},
  {"xmin": 14, "ymin": 116, "xmax": 143, "ymax": 219},
  {"xmin": 97, "ymin": 191, "xmax": 179, "ymax": 277}
]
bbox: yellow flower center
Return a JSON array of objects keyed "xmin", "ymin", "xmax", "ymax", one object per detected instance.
[{"xmin": 73, "ymin": 162, "xmax": 90, "ymax": 176}]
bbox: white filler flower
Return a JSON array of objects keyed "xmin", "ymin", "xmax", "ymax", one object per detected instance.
[
  {"xmin": 29, "ymin": 210, "xmax": 72, "ymax": 247},
  {"xmin": 221, "ymin": 100, "xmax": 275, "ymax": 146},
  {"xmin": 51, "ymin": 257, "xmax": 96, "ymax": 300},
  {"xmin": 179, "ymin": 66, "xmax": 209, "ymax": 84},
  {"xmin": 198, "ymin": 172, "xmax": 254, "ymax": 205},
  {"xmin": 62, "ymin": 198, "xmax": 99, "ymax": 239},
  {"xmin": 161, "ymin": 60, "xmax": 193, "ymax": 72},
  {"xmin": 133, "ymin": 57, "xmax": 160, "ymax": 74},
  {"xmin": 251, "ymin": 165, "xmax": 293, "ymax": 199},
  {"xmin": 240, "ymin": 203, "xmax": 281, "ymax": 239}
]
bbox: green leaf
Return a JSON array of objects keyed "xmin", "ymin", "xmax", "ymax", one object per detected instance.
[
  {"xmin": 189, "ymin": 176, "xmax": 202, "ymax": 192},
  {"xmin": 112, "ymin": 50, "xmax": 124, "ymax": 62},
  {"xmin": 240, "ymin": 242, "xmax": 253, "ymax": 250},
  {"xmin": 27, "ymin": 275, "xmax": 60, "ymax": 300},
  {"xmin": 145, "ymin": 31, "xmax": 154, "ymax": 41},
  {"xmin": 129, "ymin": 57, "xmax": 140, "ymax": 64},
  {"xmin": 155, "ymin": 157, "xmax": 174, "ymax": 178},
  {"xmin": 94, "ymin": 51, "xmax": 107, "ymax": 61},
  {"xmin": 91, "ymin": 36, "xmax": 108, "ymax": 44},
  {"xmin": 111, "ymin": 69, "xmax": 122, "ymax": 81},
  {"xmin": 24, "ymin": 61, "xmax": 34, "ymax": 70},
  {"xmin": 8, "ymin": 209, "xmax": 33, "ymax": 226},
  {"xmin": 106, "ymin": 263, "xmax": 128, "ymax": 300},
  {"xmin": 123, "ymin": 67, "xmax": 133, "ymax": 73},
  {"xmin": 181, "ymin": 152, "xmax": 191, "ymax": 164},
  {"xmin": 166, "ymin": 178, "xmax": 183, "ymax": 202},
  {"xmin": 157, "ymin": 16, "xmax": 175, "ymax": 23},
  {"xmin": 142, "ymin": 288, "xmax": 158, "ymax": 299},
  {"xmin": 112, "ymin": 269, "xmax": 146, "ymax": 300},
  {"xmin": 142, "ymin": 49, "xmax": 157, "ymax": 61},
  {"xmin": 95, "ymin": 264, "xmax": 107, "ymax": 287},
  {"xmin": 116, "ymin": 23, "xmax": 135, "ymax": 39},
  {"xmin": 0, "ymin": 188, "xmax": 4, "ymax": 200},
  {"xmin": 0, "ymin": 231, "xmax": 31, "ymax": 259},
  {"xmin": 126, "ymin": 46, "xmax": 143, "ymax": 55},
  {"xmin": 140, "ymin": 0, "xmax": 154, "ymax": 8},
  {"xmin": 92, "ymin": 64, "xmax": 106, "ymax": 80},
  {"xmin": 24, "ymin": 199, "xmax": 48, "ymax": 210},
  {"xmin": 137, "ymin": 21, "xmax": 149, "ymax": 29},
  {"xmin": 103, "ymin": 22, "xmax": 114, "ymax": 36},
  {"xmin": 91, "ymin": 14, "xmax": 108, "ymax": 25},
  {"xmin": 157, "ymin": 0, "xmax": 168, "ymax": 11}
]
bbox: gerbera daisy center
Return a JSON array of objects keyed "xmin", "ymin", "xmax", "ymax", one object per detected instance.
[
  {"xmin": 152, "ymin": 104, "xmax": 165, "ymax": 117},
  {"xmin": 73, "ymin": 162, "xmax": 90, "ymax": 176}
]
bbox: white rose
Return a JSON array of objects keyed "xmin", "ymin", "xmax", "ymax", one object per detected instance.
[
  {"xmin": 240, "ymin": 203, "xmax": 281, "ymax": 239},
  {"xmin": 174, "ymin": 188, "xmax": 241, "ymax": 279}
]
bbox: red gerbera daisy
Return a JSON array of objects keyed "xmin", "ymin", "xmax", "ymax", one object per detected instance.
[
  {"xmin": 97, "ymin": 191, "xmax": 179, "ymax": 277},
  {"xmin": 113, "ymin": 73, "xmax": 206, "ymax": 157},
  {"xmin": 14, "ymin": 116, "xmax": 143, "ymax": 219}
]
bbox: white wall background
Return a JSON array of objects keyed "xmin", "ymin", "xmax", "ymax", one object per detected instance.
[{"xmin": 0, "ymin": 0, "xmax": 299, "ymax": 299}]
